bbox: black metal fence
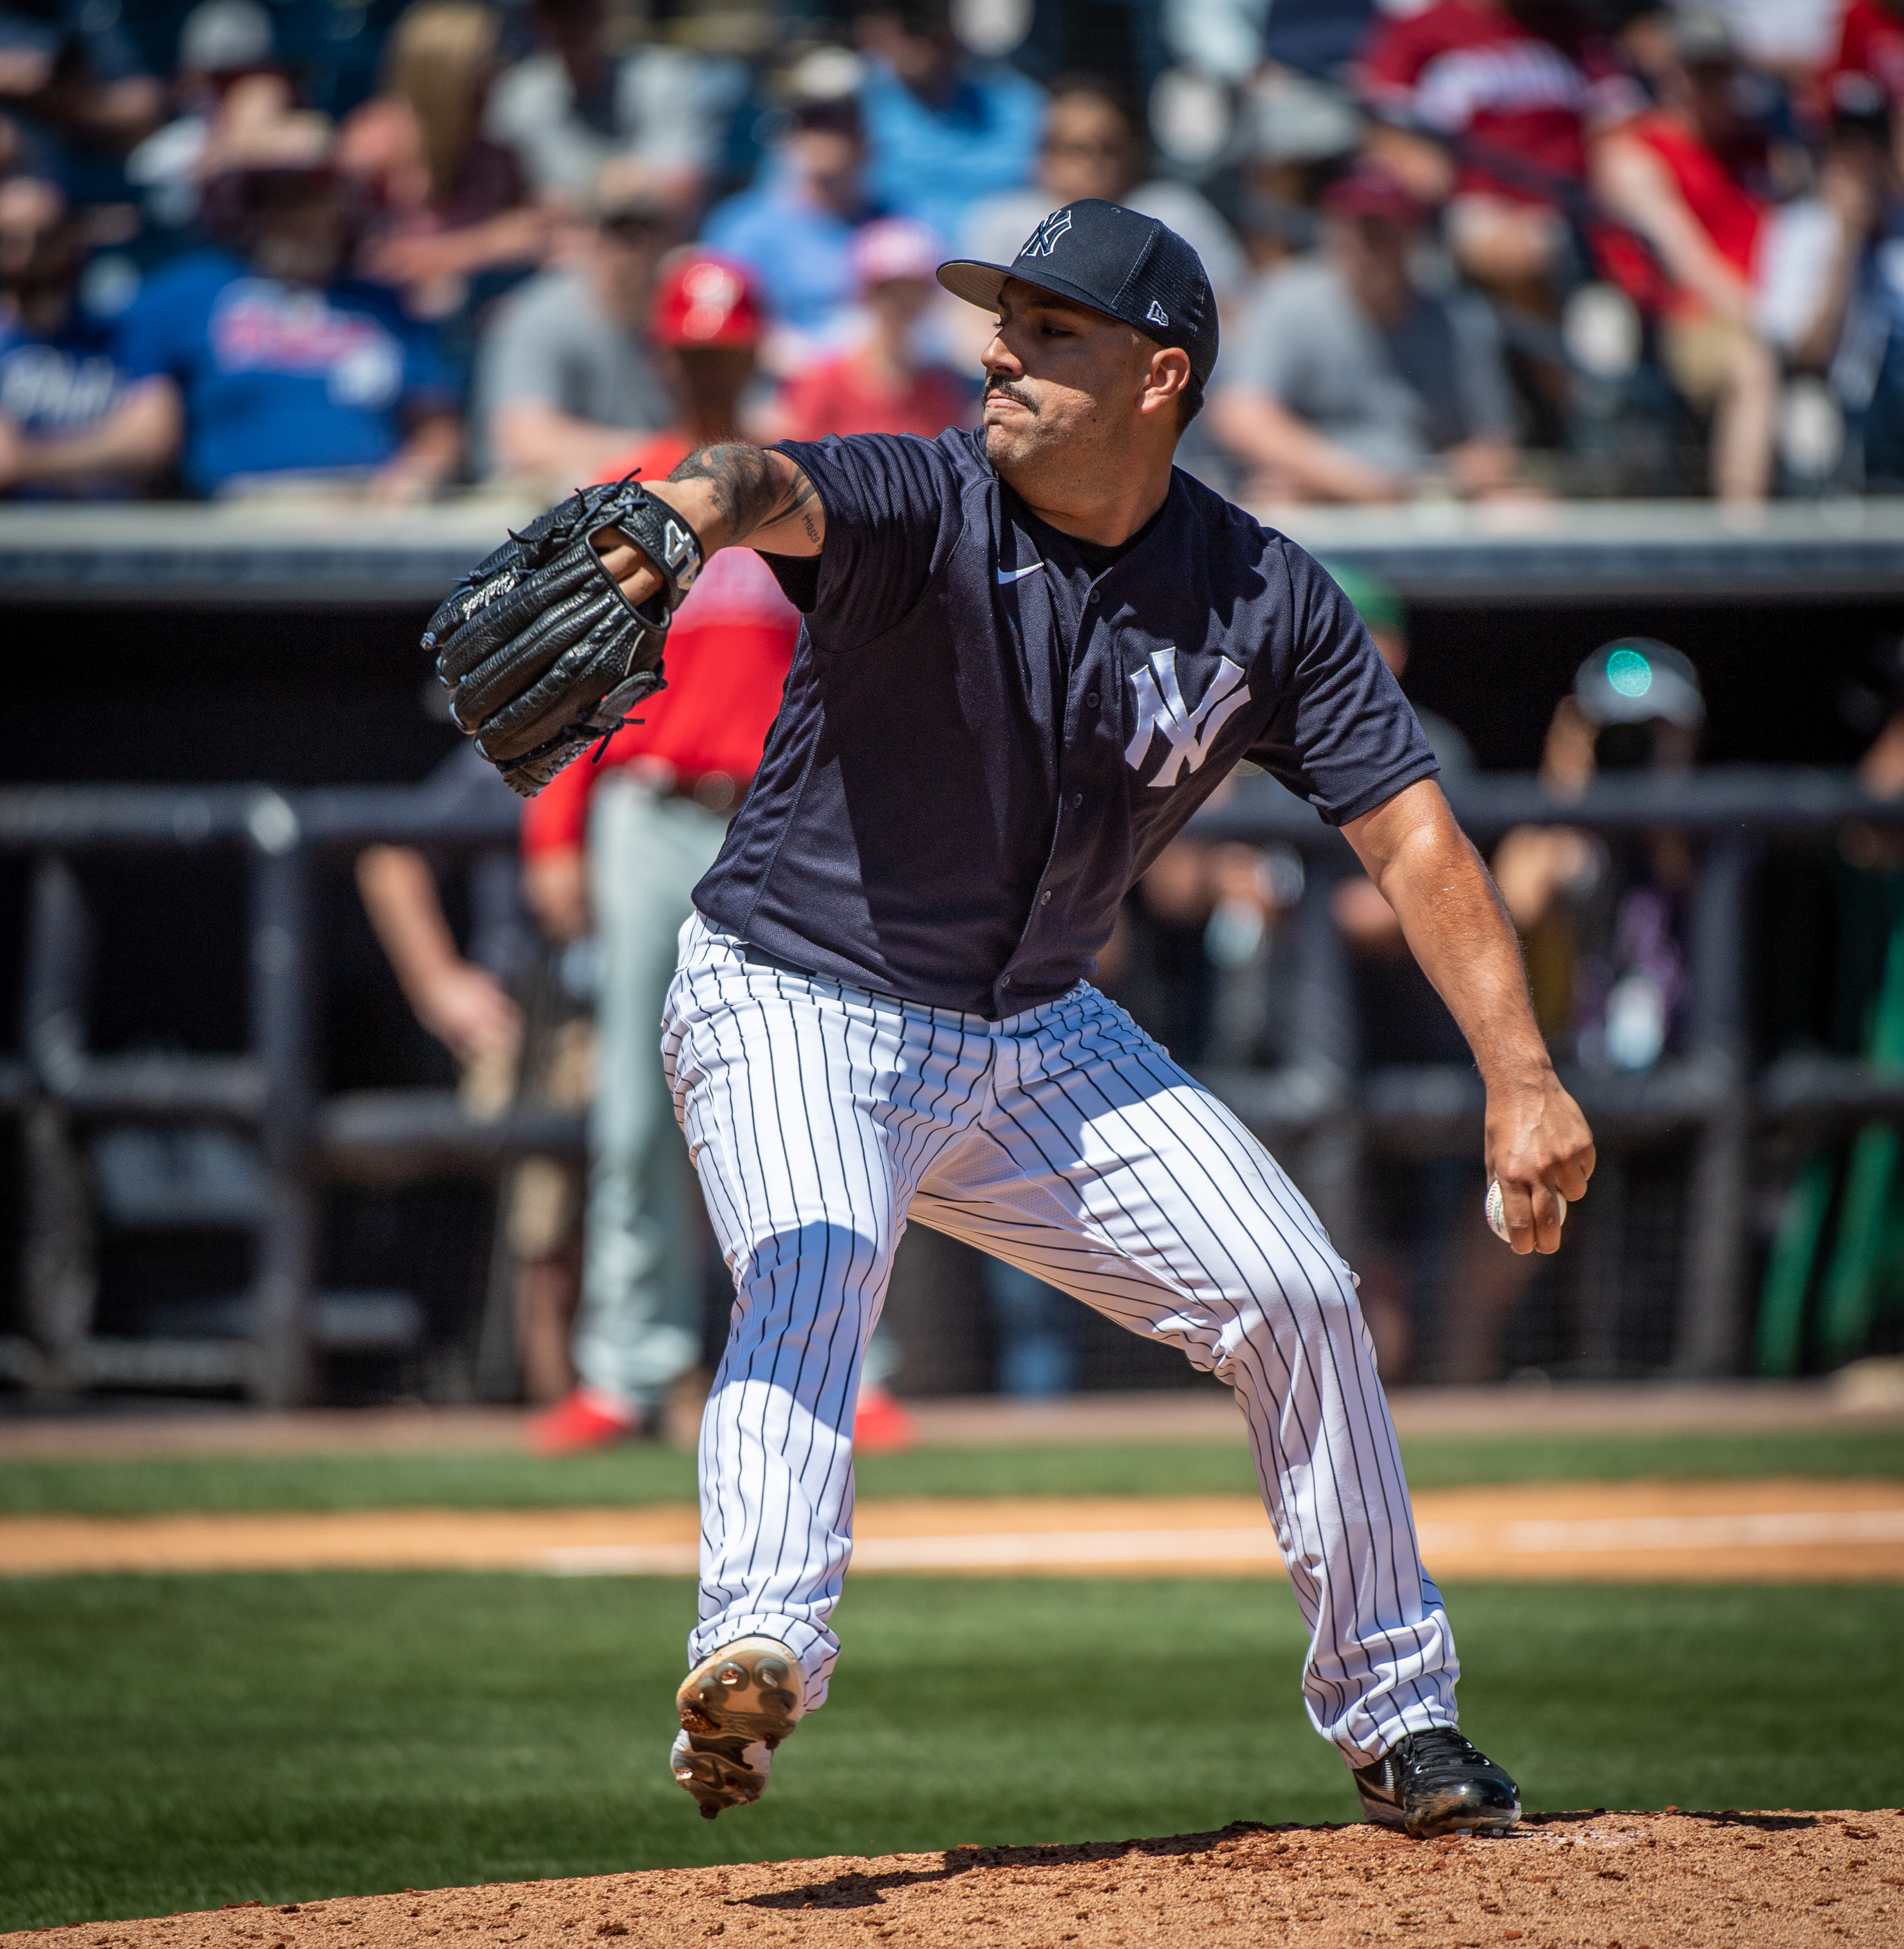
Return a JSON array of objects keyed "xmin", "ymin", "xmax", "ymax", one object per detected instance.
[{"xmin": 4, "ymin": 768, "xmax": 1903, "ymax": 1404}]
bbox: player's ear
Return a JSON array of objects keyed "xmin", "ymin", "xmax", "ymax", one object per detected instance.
[{"xmin": 1137, "ymin": 345, "xmax": 1191, "ymax": 422}]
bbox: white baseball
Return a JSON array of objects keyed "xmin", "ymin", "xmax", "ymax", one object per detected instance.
[{"xmin": 1486, "ymin": 1179, "xmax": 1566, "ymax": 1242}]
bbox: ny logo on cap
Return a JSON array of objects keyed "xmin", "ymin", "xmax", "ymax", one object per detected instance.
[{"xmin": 1021, "ymin": 209, "xmax": 1072, "ymax": 258}]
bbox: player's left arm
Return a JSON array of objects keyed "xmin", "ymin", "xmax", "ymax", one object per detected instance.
[
  {"xmin": 1342, "ymin": 775, "xmax": 1594, "ymax": 1255},
  {"xmin": 596, "ymin": 443, "xmax": 824, "ymax": 608}
]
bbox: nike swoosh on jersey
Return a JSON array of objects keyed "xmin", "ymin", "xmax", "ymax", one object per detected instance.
[{"xmin": 996, "ymin": 562, "xmax": 1045, "ymax": 584}]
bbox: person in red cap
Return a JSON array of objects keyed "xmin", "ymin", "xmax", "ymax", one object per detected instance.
[
  {"xmin": 773, "ymin": 217, "xmax": 972, "ymax": 442},
  {"xmin": 521, "ymin": 250, "xmax": 917, "ymax": 1455},
  {"xmin": 1210, "ymin": 159, "xmax": 1520, "ymax": 503}
]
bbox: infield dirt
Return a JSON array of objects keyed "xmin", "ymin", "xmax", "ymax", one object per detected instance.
[
  {"xmin": 13, "ymin": 1811, "xmax": 1898, "ymax": 1949},
  {"xmin": 4, "ymin": 1480, "xmax": 1902, "ymax": 1579}
]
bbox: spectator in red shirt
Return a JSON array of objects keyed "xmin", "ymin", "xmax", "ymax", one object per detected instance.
[
  {"xmin": 519, "ymin": 250, "xmax": 918, "ymax": 1456},
  {"xmin": 1357, "ymin": 0, "xmax": 1640, "ymax": 309},
  {"xmin": 1593, "ymin": 13, "xmax": 1779, "ymax": 501},
  {"xmin": 771, "ymin": 216, "xmax": 972, "ymax": 442},
  {"xmin": 520, "ymin": 251, "xmax": 794, "ymax": 1453}
]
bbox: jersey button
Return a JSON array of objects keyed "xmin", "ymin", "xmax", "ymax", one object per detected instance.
[
  {"xmin": 1040, "ymin": 890, "xmax": 1051, "ymax": 905},
  {"xmin": 1069, "ymin": 791, "xmax": 1084, "ymax": 808},
  {"xmin": 1085, "ymin": 692, "xmax": 1099, "ymax": 709}
]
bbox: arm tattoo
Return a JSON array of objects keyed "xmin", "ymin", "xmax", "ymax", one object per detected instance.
[{"xmin": 670, "ymin": 443, "xmax": 818, "ymax": 544}]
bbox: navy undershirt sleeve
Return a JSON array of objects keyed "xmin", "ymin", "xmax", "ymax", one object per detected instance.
[
  {"xmin": 1246, "ymin": 542, "xmax": 1439, "ymax": 826},
  {"xmin": 758, "ymin": 433, "xmax": 966, "ymax": 644}
]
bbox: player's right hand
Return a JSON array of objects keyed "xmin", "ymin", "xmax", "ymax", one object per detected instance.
[{"xmin": 1484, "ymin": 1068, "xmax": 1594, "ymax": 1255}]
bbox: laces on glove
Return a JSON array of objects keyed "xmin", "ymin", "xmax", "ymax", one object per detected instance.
[{"xmin": 589, "ymin": 715, "xmax": 645, "ymax": 766}]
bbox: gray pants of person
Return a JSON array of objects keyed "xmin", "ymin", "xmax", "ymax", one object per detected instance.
[
  {"xmin": 572, "ymin": 775, "xmax": 728, "ymax": 1414},
  {"xmin": 577, "ymin": 776, "xmax": 905, "ymax": 1410}
]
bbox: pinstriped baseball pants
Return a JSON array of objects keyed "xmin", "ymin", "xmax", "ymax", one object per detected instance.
[{"xmin": 660, "ymin": 914, "xmax": 1458, "ymax": 1766}]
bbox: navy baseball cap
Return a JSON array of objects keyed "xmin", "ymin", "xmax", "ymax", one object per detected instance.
[{"xmin": 938, "ymin": 198, "xmax": 1219, "ymax": 389}]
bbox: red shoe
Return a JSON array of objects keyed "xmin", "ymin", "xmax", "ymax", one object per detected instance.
[
  {"xmin": 529, "ymin": 1386, "xmax": 643, "ymax": 1456},
  {"xmin": 854, "ymin": 1385, "xmax": 919, "ymax": 1455}
]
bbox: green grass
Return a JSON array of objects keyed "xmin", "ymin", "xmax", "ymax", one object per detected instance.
[
  {"xmin": 1, "ymin": 1426, "xmax": 1899, "ymax": 1517},
  {"xmin": 2, "ymin": 1572, "xmax": 1899, "ymax": 1931}
]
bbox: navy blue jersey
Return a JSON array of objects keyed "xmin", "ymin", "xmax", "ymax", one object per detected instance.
[{"xmin": 693, "ymin": 426, "xmax": 1434, "ymax": 1019}]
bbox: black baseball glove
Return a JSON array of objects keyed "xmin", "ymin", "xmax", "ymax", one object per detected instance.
[{"xmin": 423, "ymin": 478, "xmax": 705, "ymax": 797}]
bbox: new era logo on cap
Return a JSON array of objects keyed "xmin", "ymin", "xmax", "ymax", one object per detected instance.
[{"xmin": 937, "ymin": 198, "xmax": 1219, "ymax": 390}]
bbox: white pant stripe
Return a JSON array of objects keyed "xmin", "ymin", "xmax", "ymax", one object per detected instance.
[{"xmin": 660, "ymin": 914, "xmax": 1458, "ymax": 1765}]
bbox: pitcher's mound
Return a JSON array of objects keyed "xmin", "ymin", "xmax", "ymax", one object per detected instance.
[{"xmin": 14, "ymin": 1811, "xmax": 1900, "ymax": 1948}]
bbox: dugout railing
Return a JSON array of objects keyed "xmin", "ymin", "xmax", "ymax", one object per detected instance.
[{"xmin": 2, "ymin": 768, "xmax": 1902, "ymax": 1404}]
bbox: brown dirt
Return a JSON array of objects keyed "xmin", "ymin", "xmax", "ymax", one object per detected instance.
[
  {"xmin": 11, "ymin": 1811, "xmax": 1901, "ymax": 1948},
  {"xmin": 3, "ymin": 1481, "xmax": 1901, "ymax": 1581}
]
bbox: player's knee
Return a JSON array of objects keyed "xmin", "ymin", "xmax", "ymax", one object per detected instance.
[
  {"xmin": 1216, "ymin": 1262, "xmax": 1360, "ymax": 1362},
  {"xmin": 728, "ymin": 1221, "xmax": 889, "ymax": 1342}
]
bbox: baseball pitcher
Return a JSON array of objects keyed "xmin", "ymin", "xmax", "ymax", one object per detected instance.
[{"xmin": 426, "ymin": 200, "xmax": 1595, "ymax": 1839}]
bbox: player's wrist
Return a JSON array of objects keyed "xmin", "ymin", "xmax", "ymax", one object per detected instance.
[{"xmin": 1476, "ymin": 1043, "xmax": 1558, "ymax": 1099}]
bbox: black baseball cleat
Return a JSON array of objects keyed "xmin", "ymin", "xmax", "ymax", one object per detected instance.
[{"xmin": 1354, "ymin": 1728, "xmax": 1521, "ymax": 1838}]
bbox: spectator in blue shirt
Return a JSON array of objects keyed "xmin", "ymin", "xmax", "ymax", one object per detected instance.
[
  {"xmin": 118, "ymin": 150, "xmax": 462, "ymax": 499},
  {"xmin": 0, "ymin": 174, "xmax": 177, "ymax": 496},
  {"xmin": 702, "ymin": 98, "xmax": 880, "ymax": 367},
  {"xmin": 852, "ymin": 0, "xmax": 1044, "ymax": 245}
]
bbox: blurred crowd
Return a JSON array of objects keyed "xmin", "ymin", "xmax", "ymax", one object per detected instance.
[
  {"xmin": 17, "ymin": 0, "xmax": 1904, "ymax": 505},
  {"xmin": 16, "ymin": 0, "xmax": 1904, "ymax": 1423}
]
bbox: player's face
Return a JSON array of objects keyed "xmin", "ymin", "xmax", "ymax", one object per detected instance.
[{"xmin": 979, "ymin": 281, "xmax": 1164, "ymax": 478}]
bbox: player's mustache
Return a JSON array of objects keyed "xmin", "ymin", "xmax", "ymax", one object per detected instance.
[{"xmin": 983, "ymin": 380, "xmax": 1038, "ymax": 414}]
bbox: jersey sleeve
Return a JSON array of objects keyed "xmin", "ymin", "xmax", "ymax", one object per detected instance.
[
  {"xmin": 763, "ymin": 432, "xmax": 966, "ymax": 643},
  {"xmin": 1245, "ymin": 543, "xmax": 1439, "ymax": 826}
]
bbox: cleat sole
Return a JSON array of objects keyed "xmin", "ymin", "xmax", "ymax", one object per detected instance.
[{"xmin": 670, "ymin": 1637, "xmax": 805, "ymax": 1819}]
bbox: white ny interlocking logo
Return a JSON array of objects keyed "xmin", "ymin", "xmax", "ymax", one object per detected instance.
[
  {"xmin": 1020, "ymin": 209, "xmax": 1073, "ymax": 258},
  {"xmin": 662, "ymin": 517, "xmax": 699, "ymax": 586},
  {"xmin": 1124, "ymin": 649, "xmax": 1250, "ymax": 787}
]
